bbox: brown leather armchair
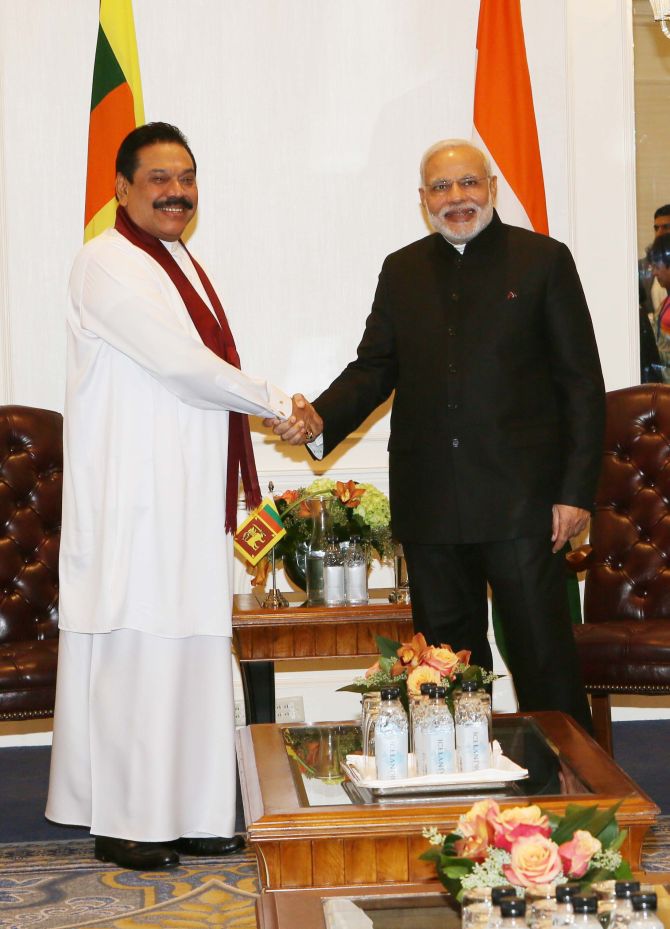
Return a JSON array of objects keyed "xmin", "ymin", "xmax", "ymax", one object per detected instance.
[
  {"xmin": 0, "ymin": 405, "xmax": 62, "ymax": 720},
  {"xmin": 570, "ymin": 384, "xmax": 670, "ymax": 753}
]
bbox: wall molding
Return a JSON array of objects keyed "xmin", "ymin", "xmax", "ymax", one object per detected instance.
[{"xmin": 0, "ymin": 68, "xmax": 13, "ymax": 405}]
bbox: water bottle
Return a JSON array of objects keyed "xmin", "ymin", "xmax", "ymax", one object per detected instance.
[
  {"xmin": 423, "ymin": 685, "xmax": 457, "ymax": 775},
  {"xmin": 323, "ymin": 536, "xmax": 345, "ymax": 606},
  {"xmin": 553, "ymin": 882, "xmax": 581, "ymax": 926},
  {"xmin": 490, "ymin": 887, "xmax": 518, "ymax": 929},
  {"xmin": 345, "ymin": 536, "xmax": 368, "ymax": 605},
  {"xmin": 628, "ymin": 894, "xmax": 663, "ymax": 929},
  {"xmin": 500, "ymin": 898, "xmax": 528, "ymax": 929},
  {"xmin": 455, "ymin": 680, "xmax": 491, "ymax": 772},
  {"xmin": 306, "ymin": 495, "xmax": 331, "ymax": 605},
  {"xmin": 570, "ymin": 896, "xmax": 602, "ymax": 929},
  {"xmin": 374, "ymin": 686, "xmax": 408, "ymax": 780},
  {"xmin": 411, "ymin": 682, "xmax": 435, "ymax": 775},
  {"xmin": 610, "ymin": 882, "xmax": 641, "ymax": 929}
]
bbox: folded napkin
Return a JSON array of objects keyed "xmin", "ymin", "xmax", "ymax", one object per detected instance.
[{"xmin": 345, "ymin": 740, "xmax": 528, "ymax": 789}]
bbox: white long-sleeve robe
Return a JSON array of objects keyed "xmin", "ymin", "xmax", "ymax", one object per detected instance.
[{"xmin": 47, "ymin": 229, "xmax": 290, "ymax": 839}]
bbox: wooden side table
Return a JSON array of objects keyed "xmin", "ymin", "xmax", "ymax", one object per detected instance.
[{"xmin": 232, "ymin": 589, "xmax": 413, "ymax": 723}]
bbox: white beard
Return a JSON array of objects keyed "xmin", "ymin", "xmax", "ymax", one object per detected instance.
[{"xmin": 428, "ymin": 199, "xmax": 494, "ymax": 245}]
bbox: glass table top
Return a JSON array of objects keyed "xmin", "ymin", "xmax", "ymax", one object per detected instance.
[{"xmin": 281, "ymin": 717, "xmax": 592, "ymax": 808}]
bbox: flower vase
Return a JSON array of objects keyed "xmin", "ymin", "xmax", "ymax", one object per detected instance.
[{"xmin": 282, "ymin": 541, "xmax": 308, "ymax": 590}]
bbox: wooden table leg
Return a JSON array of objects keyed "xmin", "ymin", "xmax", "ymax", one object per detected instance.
[{"xmin": 241, "ymin": 660, "xmax": 276, "ymax": 723}]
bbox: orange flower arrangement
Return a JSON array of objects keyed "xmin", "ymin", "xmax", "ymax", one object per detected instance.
[{"xmin": 339, "ymin": 633, "xmax": 493, "ymax": 707}]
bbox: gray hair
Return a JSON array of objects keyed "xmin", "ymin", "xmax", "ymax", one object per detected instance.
[{"xmin": 419, "ymin": 139, "xmax": 492, "ymax": 185}]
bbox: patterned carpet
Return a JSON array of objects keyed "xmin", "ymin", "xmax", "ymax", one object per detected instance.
[
  {"xmin": 1, "ymin": 820, "xmax": 669, "ymax": 929},
  {"xmin": 0, "ymin": 840, "xmax": 259, "ymax": 929}
]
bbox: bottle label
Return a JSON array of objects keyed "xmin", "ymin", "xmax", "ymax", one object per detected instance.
[
  {"xmin": 345, "ymin": 562, "xmax": 368, "ymax": 603},
  {"xmin": 424, "ymin": 728, "xmax": 457, "ymax": 774},
  {"xmin": 456, "ymin": 720, "xmax": 491, "ymax": 772},
  {"xmin": 375, "ymin": 727, "xmax": 408, "ymax": 780},
  {"xmin": 324, "ymin": 564, "xmax": 345, "ymax": 604}
]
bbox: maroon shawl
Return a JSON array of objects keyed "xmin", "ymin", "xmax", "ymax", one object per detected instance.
[{"xmin": 114, "ymin": 205, "xmax": 261, "ymax": 531}]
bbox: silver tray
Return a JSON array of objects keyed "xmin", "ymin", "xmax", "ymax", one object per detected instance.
[{"xmin": 340, "ymin": 760, "xmax": 518, "ymax": 796}]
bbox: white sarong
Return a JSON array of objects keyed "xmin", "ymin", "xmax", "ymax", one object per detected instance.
[{"xmin": 46, "ymin": 629, "xmax": 237, "ymax": 841}]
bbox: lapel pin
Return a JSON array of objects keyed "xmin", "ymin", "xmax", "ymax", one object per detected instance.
[{"xmin": 506, "ymin": 290, "xmax": 518, "ymax": 300}]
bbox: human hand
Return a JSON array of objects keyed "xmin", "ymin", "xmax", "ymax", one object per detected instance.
[
  {"xmin": 262, "ymin": 394, "xmax": 324, "ymax": 445},
  {"xmin": 551, "ymin": 504, "xmax": 590, "ymax": 553}
]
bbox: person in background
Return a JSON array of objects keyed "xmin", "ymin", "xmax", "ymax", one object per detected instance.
[{"xmin": 647, "ymin": 232, "xmax": 670, "ymax": 383}]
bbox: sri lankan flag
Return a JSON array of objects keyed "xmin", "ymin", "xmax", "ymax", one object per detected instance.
[
  {"xmin": 234, "ymin": 498, "xmax": 286, "ymax": 566},
  {"xmin": 84, "ymin": 0, "xmax": 144, "ymax": 242}
]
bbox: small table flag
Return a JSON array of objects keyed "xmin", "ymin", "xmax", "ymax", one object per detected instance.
[{"xmin": 234, "ymin": 497, "xmax": 286, "ymax": 566}]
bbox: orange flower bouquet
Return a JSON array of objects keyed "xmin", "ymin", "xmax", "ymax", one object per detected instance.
[
  {"xmin": 421, "ymin": 799, "xmax": 631, "ymax": 901},
  {"xmin": 337, "ymin": 633, "xmax": 496, "ymax": 709},
  {"xmin": 248, "ymin": 477, "xmax": 393, "ymax": 590}
]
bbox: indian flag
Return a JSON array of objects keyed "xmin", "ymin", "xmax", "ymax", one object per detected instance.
[
  {"xmin": 84, "ymin": 0, "xmax": 144, "ymax": 242},
  {"xmin": 472, "ymin": 0, "xmax": 548, "ymax": 234}
]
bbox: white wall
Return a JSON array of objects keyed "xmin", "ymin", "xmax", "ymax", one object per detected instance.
[{"xmin": 0, "ymin": 0, "xmax": 658, "ymax": 740}]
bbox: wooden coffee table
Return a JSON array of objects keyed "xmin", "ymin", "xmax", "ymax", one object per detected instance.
[
  {"xmin": 257, "ymin": 875, "xmax": 670, "ymax": 929},
  {"xmin": 237, "ymin": 711, "xmax": 659, "ymax": 898}
]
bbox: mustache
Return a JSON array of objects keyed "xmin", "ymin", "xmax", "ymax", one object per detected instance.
[{"xmin": 153, "ymin": 196, "xmax": 194, "ymax": 210}]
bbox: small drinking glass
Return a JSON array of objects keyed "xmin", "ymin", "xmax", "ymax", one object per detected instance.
[
  {"xmin": 462, "ymin": 887, "xmax": 492, "ymax": 929},
  {"xmin": 527, "ymin": 884, "xmax": 556, "ymax": 929}
]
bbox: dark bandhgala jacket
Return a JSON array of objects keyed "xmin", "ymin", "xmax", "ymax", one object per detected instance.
[{"xmin": 313, "ymin": 211, "xmax": 605, "ymax": 544}]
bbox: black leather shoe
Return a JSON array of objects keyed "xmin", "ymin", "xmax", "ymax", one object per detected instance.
[
  {"xmin": 94, "ymin": 836, "xmax": 180, "ymax": 870},
  {"xmin": 173, "ymin": 835, "xmax": 245, "ymax": 856}
]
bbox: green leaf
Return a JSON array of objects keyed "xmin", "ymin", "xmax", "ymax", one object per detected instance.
[
  {"xmin": 419, "ymin": 849, "xmax": 441, "ymax": 863},
  {"xmin": 376, "ymin": 634, "xmax": 402, "ymax": 658},
  {"xmin": 588, "ymin": 802, "xmax": 622, "ymax": 840},
  {"xmin": 551, "ymin": 805, "xmax": 599, "ymax": 844},
  {"xmin": 336, "ymin": 682, "xmax": 372, "ymax": 694},
  {"xmin": 610, "ymin": 828, "xmax": 627, "ymax": 853},
  {"xmin": 615, "ymin": 860, "xmax": 633, "ymax": 879}
]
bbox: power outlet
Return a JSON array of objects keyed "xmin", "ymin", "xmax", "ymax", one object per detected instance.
[
  {"xmin": 274, "ymin": 696, "xmax": 305, "ymax": 723},
  {"xmin": 234, "ymin": 699, "xmax": 246, "ymax": 727}
]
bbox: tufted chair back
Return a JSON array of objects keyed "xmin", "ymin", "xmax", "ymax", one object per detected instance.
[
  {"xmin": 583, "ymin": 383, "xmax": 670, "ymax": 623},
  {"xmin": 570, "ymin": 384, "xmax": 670, "ymax": 753},
  {"xmin": 0, "ymin": 405, "xmax": 62, "ymax": 719}
]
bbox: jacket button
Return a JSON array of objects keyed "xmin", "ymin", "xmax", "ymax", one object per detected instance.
[
  {"xmin": 452, "ymin": 437, "xmax": 459, "ymax": 448},
  {"xmin": 448, "ymin": 364, "xmax": 457, "ymax": 374},
  {"xmin": 447, "ymin": 402, "xmax": 459, "ymax": 410},
  {"xmin": 450, "ymin": 292, "xmax": 460, "ymax": 302},
  {"xmin": 448, "ymin": 327, "xmax": 456, "ymax": 337}
]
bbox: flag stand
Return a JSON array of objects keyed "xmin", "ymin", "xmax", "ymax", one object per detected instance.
[
  {"xmin": 261, "ymin": 481, "xmax": 288, "ymax": 609},
  {"xmin": 261, "ymin": 546, "xmax": 288, "ymax": 609}
]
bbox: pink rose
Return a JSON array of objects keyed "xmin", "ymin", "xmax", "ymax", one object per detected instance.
[
  {"xmin": 503, "ymin": 834, "xmax": 562, "ymax": 888},
  {"xmin": 456, "ymin": 799, "xmax": 500, "ymax": 845},
  {"xmin": 558, "ymin": 830, "xmax": 601, "ymax": 879},
  {"xmin": 492, "ymin": 805, "xmax": 552, "ymax": 851},
  {"xmin": 454, "ymin": 828, "xmax": 490, "ymax": 862}
]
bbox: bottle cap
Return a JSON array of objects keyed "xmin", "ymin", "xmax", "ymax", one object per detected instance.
[
  {"xmin": 420, "ymin": 683, "xmax": 434, "ymax": 695},
  {"xmin": 500, "ymin": 899, "xmax": 525, "ymax": 918},
  {"xmin": 631, "ymin": 893, "xmax": 658, "ymax": 912},
  {"xmin": 461, "ymin": 680, "xmax": 479, "ymax": 692},
  {"xmin": 435, "ymin": 686, "xmax": 446, "ymax": 698},
  {"xmin": 615, "ymin": 881, "xmax": 641, "ymax": 899},
  {"xmin": 491, "ymin": 886, "xmax": 516, "ymax": 906},
  {"xmin": 380, "ymin": 687, "xmax": 400, "ymax": 700},
  {"xmin": 556, "ymin": 883, "xmax": 581, "ymax": 903},
  {"xmin": 572, "ymin": 895, "xmax": 598, "ymax": 914}
]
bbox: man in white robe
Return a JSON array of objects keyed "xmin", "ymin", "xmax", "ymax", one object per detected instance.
[{"xmin": 46, "ymin": 122, "xmax": 295, "ymax": 870}]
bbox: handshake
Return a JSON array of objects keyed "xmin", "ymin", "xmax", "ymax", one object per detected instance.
[{"xmin": 264, "ymin": 393, "xmax": 324, "ymax": 446}]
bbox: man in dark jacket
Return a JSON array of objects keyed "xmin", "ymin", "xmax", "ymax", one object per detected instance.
[{"xmin": 267, "ymin": 139, "xmax": 605, "ymax": 731}]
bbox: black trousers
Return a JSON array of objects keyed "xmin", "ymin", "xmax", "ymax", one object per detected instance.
[{"xmin": 401, "ymin": 537, "xmax": 593, "ymax": 733}]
